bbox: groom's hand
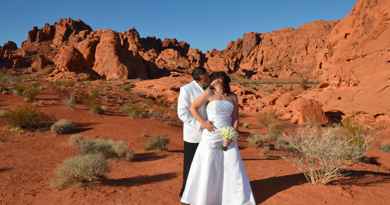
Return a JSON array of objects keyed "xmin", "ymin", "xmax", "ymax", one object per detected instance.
[{"xmin": 202, "ymin": 121, "xmax": 215, "ymax": 132}]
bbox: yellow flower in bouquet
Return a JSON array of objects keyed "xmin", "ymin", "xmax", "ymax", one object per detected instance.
[{"xmin": 219, "ymin": 126, "xmax": 239, "ymax": 151}]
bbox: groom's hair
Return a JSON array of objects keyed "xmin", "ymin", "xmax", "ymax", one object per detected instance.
[{"xmin": 192, "ymin": 67, "xmax": 208, "ymax": 81}]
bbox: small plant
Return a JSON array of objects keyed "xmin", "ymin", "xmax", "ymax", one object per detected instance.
[
  {"xmin": 339, "ymin": 118, "xmax": 370, "ymax": 162},
  {"xmin": 51, "ymin": 80, "xmax": 76, "ymax": 98},
  {"xmin": 0, "ymin": 72, "xmax": 12, "ymax": 83},
  {"xmin": 51, "ymin": 154, "xmax": 108, "ymax": 189},
  {"xmin": 3, "ymin": 106, "xmax": 54, "ymax": 131},
  {"xmin": 64, "ymin": 95, "xmax": 77, "ymax": 109},
  {"xmin": 286, "ymin": 126, "xmax": 370, "ymax": 184},
  {"xmin": 241, "ymin": 122, "xmax": 251, "ymax": 129},
  {"xmin": 0, "ymin": 109, "xmax": 8, "ymax": 117},
  {"xmin": 69, "ymin": 134, "xmax": 83, "ymax": 146},
  {"xmin": 51, "ymin": 119, "xmax": 78, "ymax": 134},
  {"xmin": 258, "ymin": 111, "xmax": 285, "ymax": 141},
  {"xmin": 121, "ymin": 83, "xmax": 134, "ymax": 92},
  {"xmin": 247, "ymin": 134, "xmax": 266, "ymax": 148},
  {"xmin": 120, "ymin": 103, "xmax": 148, "ymax": 119},
  {"xmin": 275, "ymin": 138, "xmax": 294, "ymax": 151},
  {"xmin": 22, "ymin": 83, "xmax": 41, "ymax": 102},
  {"xmin": 13, "ymin": 83, "xmax": 26, "ymax": 96},
  {"xmin": 144, "ymin": 135, "xmax": 170, "ymax": 151},
  {"xmin": 90, "ymin": 104, "xmax": 105, "ymax": 114},
  {"xmin": 83, "ymin": 89, "xmax": 104, "ymax": 114},
  {"xmin": 380, "ymin": 144, "xmax": 390, "ymax": 153},
  {"xmin": 73, "ymin": 137, "xmax": 132, "ymax": 159},
  {"xmin": 0, "ymin": 86, "xmax": 11, "ymax": 94}
]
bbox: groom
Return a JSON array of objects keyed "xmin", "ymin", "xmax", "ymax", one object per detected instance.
[{"xmin": 178, "ymin": 67, "xmax": 211, "ymax": 197}]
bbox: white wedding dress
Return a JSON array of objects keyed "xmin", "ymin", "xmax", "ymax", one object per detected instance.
[{"xmin": 181, "ymin": 100, "xmax": 256, "ymax": 205}]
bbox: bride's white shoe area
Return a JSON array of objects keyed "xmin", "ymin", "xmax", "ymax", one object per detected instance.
[{"xmin": 181, "ymin": 100, "xmax": 256, "ymax": 205}]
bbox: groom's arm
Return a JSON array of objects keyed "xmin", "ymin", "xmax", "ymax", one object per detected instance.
[{"xmin": 177, "ymin": 87, "xmax": 196, "ymax": 125}]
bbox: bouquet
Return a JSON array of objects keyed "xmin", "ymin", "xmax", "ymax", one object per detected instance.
[{"xmin": 219, "ymin": 126, "xmax": 239, "ymax": 151}]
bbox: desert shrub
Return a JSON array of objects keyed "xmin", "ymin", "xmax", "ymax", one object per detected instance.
[
  {"xmin": 144, "ymin": 135, "xmax": 170, "ymax": 151},
  {"xmin": 51, "ymin": 154, "xmax": 108, "ymax": 189},
  {"xmin": 120, "ymin": 103, "xmax": 149, "ymax": 119},
  {"xmin": 286, "ymin": 126, "xmax": 370, "ymax": 184},
  {"xmin": 0, "ymin": 109, "xmax": 8, "ymax": 118},
  {"xmin": 64, "ymin": 94, "xmax": 77, "ymax": 109},
  {"xmin": 69, "ymin": 134, "xmax": 83, "ymax": 146},
  {"xmin": 247, "ymin": 134, "xmax": 266, "ymax": 148},
  {"xmin": 51, "ymin": 119, "xmax": 78, "ymax": 134},
  {"xmin": 22, "ymin": 83, "xmax": 41, "ymax": 102},
  {"xmin": 380, "ymin": 144, "xmax": 390, "ymax": 153},
  {"xmin": 0, "ymin": 72, "xmax": 11, "ymax": 83},
  {"xmin": 11, "ymin": 82, "xmax": 41, "ymax": 102},
  {"xmin": 275, "ymin": 138, "xmax": 294, "ymax": 151},
  {"xmin": 258, "ymin": 111, "xmax": 285, "ymax": 140},
  {"xmin": 241, "ymin": 122, "xmax": 251, "ymax": 129},
  {"xmin": 73, "ymin": 137, "xmax": 132, "ymax": 159},
  {"xmin": 3, "ymin": 106, "xmax": 54, "ymax": 131},
  {"xmin": 90, "ymin": 104, "xmax": 105, "ymax": 114},
  {"xmin": 13, "ymin": 83, "xmax": 26, "ymax": 96},
  {"xmin": 82, "ymin": 89, "xmax": 105, "ymax": 114},
  {"xmin": 121, "ymin": 83, "xmax": 134, "ymax": 92},
  {"xmin": 0, "ymin": 86, "xmax": 12, "ymax": 94},
  {"xmin": 339, "ymin": 118, "xmax": 371, "ymax": 161}
]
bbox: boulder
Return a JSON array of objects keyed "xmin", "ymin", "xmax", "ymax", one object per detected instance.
[{"xmin": 287, "ymin": 98, "xmax": 328, "ymax": 125}]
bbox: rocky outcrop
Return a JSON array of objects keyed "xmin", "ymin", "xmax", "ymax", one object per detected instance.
[
  {"xmin": 54, "ymin": 45, "xmax": 89, "ymax": 73},
  {"xmin": 205, "ymin": 21, "xmax": 336, "ymax": 79}
]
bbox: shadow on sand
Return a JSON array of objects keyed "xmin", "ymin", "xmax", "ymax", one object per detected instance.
[
  {"xmin": 132, "ymin": 153, "xmax": 167, "ymax": 162},
  {"xmin": 251, "ymin": 170, "xmax": 390, "ymax": 203},
  {"xmin": 102, "ymin": 172, "xmax": 177, "ymax": 187},
  {"xmin": 0, "ymin": 167, "xmax": 13, "ymax": 173},
  {"xmin": 251, "ymin": 173, "xmax": 306, "ymax": 204},
  {"xmin": 332, "ymin": 170, "xmax": 390, "ymax": 186}
]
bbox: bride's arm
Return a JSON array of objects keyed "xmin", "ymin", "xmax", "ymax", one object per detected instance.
[
  {"xmin": 232, "ymin": 94, "xmax": 239, "ymax": 129},
  {"xmin": 190, "ymin": 90, "xmax": 215, "ymax": 131}
]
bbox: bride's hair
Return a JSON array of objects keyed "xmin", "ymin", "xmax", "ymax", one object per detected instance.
[{"xmin": 209, "ymin": 71, "xmax": 232, "ymax": 95}]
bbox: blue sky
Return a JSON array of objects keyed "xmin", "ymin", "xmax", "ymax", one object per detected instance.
[{"xmin": 1, "ymin": 0, "xmax": 356, "ymax": 51}]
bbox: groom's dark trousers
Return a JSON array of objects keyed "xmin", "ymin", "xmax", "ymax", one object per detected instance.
[{"xmin": 180, "ymin": 141, "xmax": 199, "ymax": 197}]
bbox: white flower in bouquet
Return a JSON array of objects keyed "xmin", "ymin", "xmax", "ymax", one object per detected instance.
[
  {"xmin": 219, "ymin": 126, "xmax": 239, "ymax": 151},
  {"xmin": 219, "ymin": 126, "xmax": 239, "ymax": 141}
]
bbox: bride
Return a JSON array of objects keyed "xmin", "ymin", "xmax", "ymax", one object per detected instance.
[{"xmin": 181, "ymin": 71, "xmax": 256, "ymax": 205}]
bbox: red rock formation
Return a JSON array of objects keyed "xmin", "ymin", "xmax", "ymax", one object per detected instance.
[
  {"xmin": 206, "ymin": 21, "xmax": 336, "ymax": 79},
  {"xmin": 54, "ymin": 46, "xmax": 89, "ymax": 73},
  {"xmin": 302, "ymin": 0, "xmax": 390, "ymax": 119}
]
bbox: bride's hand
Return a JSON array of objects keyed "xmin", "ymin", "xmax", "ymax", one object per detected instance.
[{"xmin": 201, "ymin": 121, "xmax": 215, "ymax": 132}]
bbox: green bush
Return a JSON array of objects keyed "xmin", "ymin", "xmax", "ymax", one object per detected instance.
[
  {"xmin": 120, "ymin": 103, "xmax": 148, "ymax": 119},
  {"xmin": 247, "ymin": 134, "xmax": 266, "ymax": 148},
  {"xmin": 82, "ymin": 89, "xmax": 105, "ymax": 114},
  {"xmin": 73, "ymin": 137, "xmax": 132, "ymax": 159},
  {"xmin": 22, "ymin": 83, "xmax": 41, "ymax": 102},
  {"xmin": 380, "ymin": 144, "xmax": 390, "ymax": 153},
  {"xmin": 121, "ymin": 83, "xmax": 134, "ymax": 92},
  {"xmin": 0, "ymin": 109, "xmax": 8, "ymax": 118},
  {"xmin": 13, "ymin": 83, "xmax": 26, "ymax": 96},
  {"xmin": 3, "ymin": 106, "xmax": 54, "ymax": 131},
  {"xmin": 51, "ymin": 119, "xmax": 78, "ymax": 134},
  {"xmin": 144, "ymin": 135, "xmax": 170, "ymax": 151},
  {"xmin": 51, "ymin": 154, "xmax": 108, "ymax": 189}
]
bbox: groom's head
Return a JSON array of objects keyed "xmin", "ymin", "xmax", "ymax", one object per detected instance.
[{"xmin": 192, "ymin": 67, "xmax": 209, "ymax": 88}]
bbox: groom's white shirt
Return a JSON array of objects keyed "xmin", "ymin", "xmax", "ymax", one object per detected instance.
[{"xmin": 177, "ymin": 80, "xmax": 207, "ymax": 143}]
